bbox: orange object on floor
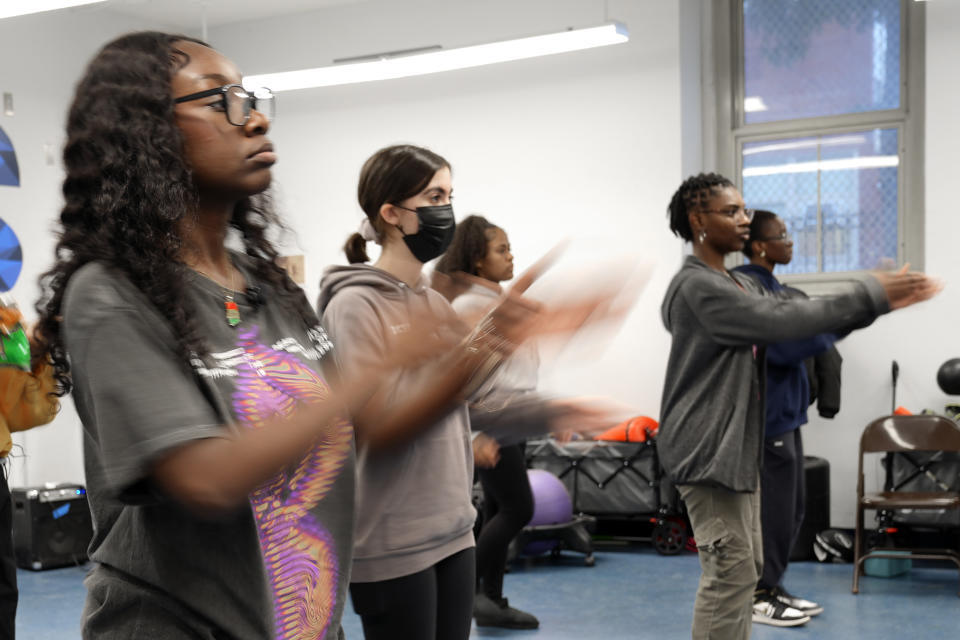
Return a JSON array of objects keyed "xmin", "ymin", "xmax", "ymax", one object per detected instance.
[{"xmin": 595, "ymin": 415, "xmax": 659, "ymax": 442}]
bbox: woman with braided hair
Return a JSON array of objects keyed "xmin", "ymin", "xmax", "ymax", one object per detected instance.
[{"xmin": 658, "ymin": 173, "xmax": 940, "ymax": 639}]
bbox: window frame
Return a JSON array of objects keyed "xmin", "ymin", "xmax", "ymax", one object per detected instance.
[{"xmin": 712, "ymin": 0, "xmax": 925, "ymax": 290}]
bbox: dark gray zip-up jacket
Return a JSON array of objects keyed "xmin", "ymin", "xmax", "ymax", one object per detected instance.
[{"xmin": 658, "ymin": 256, "xmax": 889, "ymax": 492}]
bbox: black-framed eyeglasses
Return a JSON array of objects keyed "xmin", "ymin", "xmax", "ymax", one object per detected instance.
[
  {"xmin": 702, "ymin": 207, "xmax": 754, "ymax": 222},
  {"xmin": 174, "ymin": 84, "xmax": 275, "ymax": 126}
]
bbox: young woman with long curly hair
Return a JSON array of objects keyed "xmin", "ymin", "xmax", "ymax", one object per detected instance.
[{"xmin": 34, "ymin": 31, "xmax": 361, "ymax": 640}]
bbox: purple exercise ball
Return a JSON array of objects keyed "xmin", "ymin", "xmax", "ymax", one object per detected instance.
[
  {"xmin": 523, "ymin": 469, "xmax": 574, "ymax": 555},
  {"xmin": 528, "ymin": 469, "xmax": 573, "ymax": 525}
]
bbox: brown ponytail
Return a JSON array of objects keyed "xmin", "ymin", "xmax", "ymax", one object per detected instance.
[{"xmin": 343, "ymin": 232, "xmax": 370, "ymax": 264}]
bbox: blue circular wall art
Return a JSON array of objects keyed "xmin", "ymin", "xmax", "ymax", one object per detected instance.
[
  {"xmin": 0, "ymin": 125, "xmax": 19, "ymax": 187},
  {"xmin": 0, "ymin": 218, "xmax": 22, "ymax": 292}
]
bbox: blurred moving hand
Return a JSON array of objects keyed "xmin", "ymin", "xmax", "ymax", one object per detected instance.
[
  {"xmin": 547, "ymin": 397, "xmax": 634, "ymax": 439},
  {"xmin": 472, "ymin": 432, "xmax": 501, "ymax": 468},
  {"xmin": 872, "ymin": 264, "xmax": 944, "ymax": 311}
]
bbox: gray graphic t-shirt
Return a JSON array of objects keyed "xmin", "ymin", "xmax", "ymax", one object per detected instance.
[{"xmin": 63, "ymin": 258, "xmax": 354, "ymax": 640}]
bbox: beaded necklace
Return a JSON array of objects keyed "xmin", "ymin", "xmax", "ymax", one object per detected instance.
[{"xmin": 192, "ymin": 265, "xmax": 242, "ymax": 327}]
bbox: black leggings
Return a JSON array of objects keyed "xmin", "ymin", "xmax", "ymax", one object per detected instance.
[
  {"xmin": 476, "ymin": 443, "xmax": 534, "ymax": 600},
  {"xmin": 349, "ymin": 548, "xmax": 475, "ymax": 640}
]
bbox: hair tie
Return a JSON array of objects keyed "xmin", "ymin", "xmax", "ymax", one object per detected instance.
[{"xmin": 359, "ymin": 217, "xmax": 378, "ymax": 242}]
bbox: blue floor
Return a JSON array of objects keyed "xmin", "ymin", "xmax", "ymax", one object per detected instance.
[{"xmin": 15, "ymin": 545, "xmax": 960, "ymax": 639}]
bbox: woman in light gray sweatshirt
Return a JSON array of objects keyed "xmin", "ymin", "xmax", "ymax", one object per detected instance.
[
  {"xmin": 659, "ymin": 173, "xmax": 940, "ymax": 639},
  {"xmin": 318, "ymin": 145, "xmax": 608, "ymax": 640},
  {"xmin": 435, "ymin": 215, "xmax": 541, "ymax": 630}
]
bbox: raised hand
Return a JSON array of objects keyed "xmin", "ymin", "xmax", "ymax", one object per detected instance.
[
  {"xmin": 546, "ymin": 397, "xmax": 635, "ymax": 438},
  {"xmin": 475, "ymin": 246, "xmax": 648, "ymax": 352},
  {"xmin": 872, "ymin": 264, "xmax": 944, "ymax": 311},
  {"xmin": 508, "ymin": 239, "xmax": 570, "ymax": 296}
]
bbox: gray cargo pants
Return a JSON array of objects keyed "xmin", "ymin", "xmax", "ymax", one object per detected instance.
[{"xmin": 678, "ymin": 483, "xmax": 762, "ymax": 640}]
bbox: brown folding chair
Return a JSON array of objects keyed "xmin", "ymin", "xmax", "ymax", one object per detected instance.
[{"xmin": 853, "ymin": 414, "xmax": 960, "ymax": 596}]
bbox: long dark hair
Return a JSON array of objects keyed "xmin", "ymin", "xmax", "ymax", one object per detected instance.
[
  {"xmin": 667, "ymin": 172, "xmax": 735, "ymax": 241},
  {"xmin": 434, "ymin": 215, "xmax": 499, "ymax": 277},
  {"xmin": 34, "ymin": 31, "xmax": 314, "ymax": 395},
  {"xmin": 344, "ymin": 144, "xmax": 450, "ymax": 264}
]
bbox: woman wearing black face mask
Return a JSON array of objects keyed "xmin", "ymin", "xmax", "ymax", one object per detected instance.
[
  {"xmin": 318, "ymin": 145, "xmax": 619, "ymax": 639},
  {"xmin": 323, "ymin": 145, "xmax": 479, "ymax": 640}
]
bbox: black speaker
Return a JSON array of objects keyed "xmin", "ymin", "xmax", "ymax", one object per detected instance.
[
  {"xmin": 790, "ymin": 456, "xmax": 830, "ymax": 561},
  {"xmin": 11, "ymin": 484, "xmax": 92, "ymax": 570}
]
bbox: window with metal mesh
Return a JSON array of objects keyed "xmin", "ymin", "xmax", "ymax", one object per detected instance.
[
  {"xmin": 737, "ymin": 0, "xmax": 906, "ymax": 275},
  {"xmin": 742, "ymin": 128, "xmax": 899, "ymax": 274},
  {"xmin": 742, "ymin": 0, "xmax": 901, "ymax": 124}
]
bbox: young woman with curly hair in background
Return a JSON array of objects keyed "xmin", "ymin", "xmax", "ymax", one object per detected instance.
[{"xmin": 435, "ymin": 215, "xmax": 539, "ymax": 630}]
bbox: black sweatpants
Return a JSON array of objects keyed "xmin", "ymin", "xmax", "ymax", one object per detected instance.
[
  {"xmin": 0, "ymin": 461, "xmax": 16, "ymax": 640},
  {"xmin": 758, "ymin": 428, "xmax": 806, "ymax": 590},
  {"xmin": 476, "ymin": 443, "xmax": 533, "ymax": 600},
  {"xmin": 349, "ymin": 548, "xmax": 475, "ymax": 640}
]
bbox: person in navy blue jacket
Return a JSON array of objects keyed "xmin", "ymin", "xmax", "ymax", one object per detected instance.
[{"xmin": 733, "ymin": 209, "xmax": 836, "ymax": 627}]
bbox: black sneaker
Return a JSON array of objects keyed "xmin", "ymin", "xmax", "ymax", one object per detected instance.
[
  {"xmin": 771, "ymin": 586, "xmax": 823, "ymax": 616},
  {"xmin": 752, "ymin": 590, "xmax": 810, "ymax": 627},
  {"xmin": 473, "ymin": 593, "xmax": 540, "ymax": 629}
]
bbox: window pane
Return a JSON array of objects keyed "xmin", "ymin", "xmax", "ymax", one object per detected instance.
[
  {"xmin": 743, "ymin": 0, "xmax": 901, "ymax": 123},
  {"xmin": 741, "ymin": 128, "xmax": 899, "ymax": 274}
]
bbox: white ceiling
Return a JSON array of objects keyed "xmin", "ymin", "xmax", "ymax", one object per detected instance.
[{"xmin": 98, "ymin": 0, "xmax": 367, "ymax": 31}]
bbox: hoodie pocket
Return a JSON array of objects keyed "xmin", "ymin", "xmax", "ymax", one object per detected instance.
[
  {"xmin": 379, "ymin": 426, "xmax": 475, "ymax": 553},
  {"xmin": 383, "ymin": 506, "xmax": 475, "ymax": 553}
]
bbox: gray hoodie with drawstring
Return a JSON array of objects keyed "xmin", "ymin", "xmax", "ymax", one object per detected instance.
[
  {"xmin": 317, "ymin": 264, "xmax": 559, "ymax": 585},
  {"xmin": 318, "ymin": 264, "xmax": 476, "ymax": 584},
  {"xmin": 658, "ymin": 256, "xmax": 889, "ymax": 492}
]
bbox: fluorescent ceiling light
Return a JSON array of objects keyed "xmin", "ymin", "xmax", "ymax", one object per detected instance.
[
  {"xmin": 743, "ymin": 155, "xmax": 899, "ymax": 178},
  {"xmin": 245, "ymin": 22, "xmax": 629, "ymax": 92},
  {"xmin": 743, "ymin": 136, "xmax": 869, "ymax": 156},
  {"xmin": 744, "ymin": 96, "xmax": 768, "ymax": 112},
  {"xmin": 0, "ymin": 0, "xmax": 108, "ymax": 20}
]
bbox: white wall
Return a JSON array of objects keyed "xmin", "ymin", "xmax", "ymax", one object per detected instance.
[
  {"xmin": 0, "ymin": 8, "xmax": 180, "ymax": 488},
  {"xmin": 209, "ymin": 0, "xmax": 683, "ymax": 406}
]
